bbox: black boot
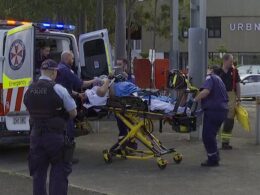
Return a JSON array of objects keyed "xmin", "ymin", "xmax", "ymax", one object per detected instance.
[
  {"xmin": 222, "ymin": 143, "xmax": 233, "ymax": 150},
  {"xmin": 201, "ymin": 160, "xmax": 219, "ymax": 167},
  {"xmin": 72, "ymin": 158, "xmax": 79, "ymax": 164}
]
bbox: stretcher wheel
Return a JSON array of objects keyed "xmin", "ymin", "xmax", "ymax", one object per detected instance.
[
  {"xmin": 157, "ymin": 158, "xmax": 167, "ymax": 170},
  {"xmin": 173, "ymin": 153, "xmax": 183, "ymax": 164},
  {"xmin": 103, "ymin": 150, "xmax": 112, "ymax": 164}
]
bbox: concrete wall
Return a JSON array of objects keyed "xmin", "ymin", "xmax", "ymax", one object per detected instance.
[
  {"xmin": 207, "ymin": 0, "xmax": 260, "ymax": 17},
  {"xmin": 208, "ymin": 16, "xmax": 260, "ymax": 52}
]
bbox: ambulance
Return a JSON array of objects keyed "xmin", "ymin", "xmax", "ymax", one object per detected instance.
[{"xmin": 0, "ymin": 20, "xmax": 112, "ymax": 144}]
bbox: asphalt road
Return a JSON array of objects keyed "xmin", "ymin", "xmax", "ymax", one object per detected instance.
[{"xmin": 0, "ymin": 101, "xmax": 259, "ymax": 195}]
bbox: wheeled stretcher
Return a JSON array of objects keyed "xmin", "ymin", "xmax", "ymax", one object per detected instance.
[
  {"xmin": 77, "ymin": 70, "xmax": 199, "ymax": 169},
  {"xmin": 99, "ymin": 88, "xmax": 198, "ymax": 169}
]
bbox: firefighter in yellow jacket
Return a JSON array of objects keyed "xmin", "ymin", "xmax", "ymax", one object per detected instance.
[{"xmin": 218, "ymin": 54, "xmax": 241, "ymax": 150}]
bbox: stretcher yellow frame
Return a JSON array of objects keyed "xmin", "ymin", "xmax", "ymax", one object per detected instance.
[{"xmin": 103, "ymin": 109, "xmax": 184, "ymax": 169}]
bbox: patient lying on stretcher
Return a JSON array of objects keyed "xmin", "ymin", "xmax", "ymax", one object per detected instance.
[
  {"xmin": 81, "ymin": 76, "xmax": 190, "ymax": 114},
  {"xmin": 81, "ymin": 76, "xmax": 192, "ymax": 150}
]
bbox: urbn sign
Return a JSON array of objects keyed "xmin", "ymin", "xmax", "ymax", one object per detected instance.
[{"xmin": 230, "ymin": 23, "xmax": 260, "ymax": 31}]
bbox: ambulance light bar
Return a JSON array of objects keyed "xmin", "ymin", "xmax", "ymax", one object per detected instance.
[
  {"xmin": 0, "ymin": 20, "xmax": 30, "ymax": 26},
  {"xmin": 39, "ymin": 23, "xmax": 76, "ymax": 31},
  {"xmin": 0, "ymin": 20, "xmax": 75, "ymax": 31}
]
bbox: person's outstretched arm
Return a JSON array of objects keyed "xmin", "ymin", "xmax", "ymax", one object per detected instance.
[{"xmin": 96, "ymin": 79, "xmax": 111, "ymax": 97}]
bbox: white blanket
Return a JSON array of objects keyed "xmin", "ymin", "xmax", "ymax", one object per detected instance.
[
  {"xmin": 83, "ymin": 88, "xmax": 189, "ymax": 114},
  {"xmin": 83, "ymin": 86, "xmax": 108, "ymax": 109}
]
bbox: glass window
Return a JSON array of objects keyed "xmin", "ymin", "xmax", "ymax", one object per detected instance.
[
  {"xmin": 206, "ymin": 17, "xmax": 221, "ymax": 38},
  {"xmin": 83, "ymin": 39, "xmax": 106, "ymax": 57},
  {"xmin": 134, "ymin": 40, "xmax": 141, "ymax": 50},
  {"xmin": 82, "ymin": 39, "xmax": 108, "ymax": 79},
  {"xmin": 256, "ymin": 75, "xmax": 260, "ymax": 82},
  {"xmin": 244, "ymin": 76, "xmax": 257, "ymax": 83},
  {"xmin": 35, "ymin": 37, "xmax": 71, "ymax": 68}
]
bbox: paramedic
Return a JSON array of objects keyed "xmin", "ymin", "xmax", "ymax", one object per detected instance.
[
  {"xmin": 194, "ymin": 66, "xmax": 228, "ymax": 167},
  {"xmin": 56, "ymin": 51, "xmax": 98, "ymax": 163},
  {"xmin": 24, "ymin": 59, "xmax": 77, "ymax": 195},
  {"xmin": 35, "ymin": 43, "xmax": 51, "ymax": 74},
  {"xmin": 116, "ymin": 58, "xmax": 135, "ymax": 83},
  {"xmin": 56, "ymin": 51, "xmax": 96, "ymax": 95},
  {"xmin": 113, "ymin": 59, "xmax": 136, "ymax": 145},
  {"xmin": 56, "ymin": 51, "xmax": 96, "ymax": 139},
  {"xmin": 218, "ymin": 54, "xmax": 241, "ymax": 150}
]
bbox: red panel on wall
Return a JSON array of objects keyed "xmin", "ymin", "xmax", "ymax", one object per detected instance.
[
  {"xmin": 133, "ymin": 59, "xmax": 151, "ymax": 88},
  {"xmin": 154, "ymin": 59, "xmax": 169, "ymax": 90}
]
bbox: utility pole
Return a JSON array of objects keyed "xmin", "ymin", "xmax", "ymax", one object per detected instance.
[
  {"xmin": 96, "ymin": 0, "xmax": 103, "ymax": 30},
  {"xmin": 189, "ymin": 0, "xmax": 207, "ymax": 89},
  {"xmin": 115, "ymin": 0, "xmax": 126, "ymax": 60},
  {"xmin": 170, "ymin": 0, "xmax": 179, "ymax": 70},
  {"xmin": 188, "ymin": 0, "xmax": 207, "ymax": 139}
]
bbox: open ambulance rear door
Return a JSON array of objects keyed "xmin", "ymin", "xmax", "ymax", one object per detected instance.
[
  {"xmin": 2, "ymin": 23, "xmax": 34, "ymax": 131},
  {"xmin": 79, "ymin": 29, "xmax": 112, "ymax": 80}
]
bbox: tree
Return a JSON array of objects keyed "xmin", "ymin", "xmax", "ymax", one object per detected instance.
[
  {"xmin": 96, "ymin": 0, "xmax": 104, "ymax": 30},
  {"xmin": 0, "ymin": 0, "xmax": 97, "ymax": 35},
  {"xmin": 141, "ymin": 0, "xmax": 190, "ymax": 43},
  {"xmin": 125, "ymin": 0, "xmax": 146, "ymax": 72},
  {"xmin": 103, "ymin": 0, "xmax": 116, "ymax": 45}
]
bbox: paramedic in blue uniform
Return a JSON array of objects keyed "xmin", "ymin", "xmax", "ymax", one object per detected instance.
[
  {"xmin": 24, "ymin": 59, "xmax": 77, "ymax": 195},
  {"xmin": 35, "ymin": 43, "xmax": 51, "ymax": 75},
  {"xmin": 194, "ymin": 66, "xmax": 228, "ymax": 167},
  {"xmin": 55, "ymin": 51, "xmax": 96, "ymax": 141},
  {"xmin": 113, "ymin": 59, "xmax": 136, "ymax": 147},
  {"xmin": 116, "ymin": 58, "xmax": 135, "ymax": 83}
]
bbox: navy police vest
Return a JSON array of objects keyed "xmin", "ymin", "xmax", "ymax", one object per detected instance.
[{"xmin": 24, "ymin": 79, "xmax": 68, "ymax": 132}]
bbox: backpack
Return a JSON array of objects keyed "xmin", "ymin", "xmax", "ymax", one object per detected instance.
[{"xmin": 168, "ymin": 70, "xmax": 187, "ymax": 90}]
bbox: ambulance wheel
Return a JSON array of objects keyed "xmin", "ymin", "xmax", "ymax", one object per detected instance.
[
  {"xmin": 103, "ymin": 150, "xmax": 112, "ymax": 164},
  {"xmin": 173, "ymin": 152, "xmax": 183, "ymax": 164},
  {"xmin": 157, "ymin": 158, "xmax": 167, "ymax": 170}
]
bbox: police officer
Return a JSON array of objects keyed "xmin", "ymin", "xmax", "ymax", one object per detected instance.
[
  {"xmin": 24, "ymin": 59, "xmax": 77, "ymax": 195},
  {"xmin": 56, "ymin": 51, "xmax": 97, "ymax": 163},
  {"xmin": 194, "ymin": 66, "xmax": 228, "ymax": 167},
  {"xmin": 218, "ymin": 54, "xmax": 241, "ymax": 150}
]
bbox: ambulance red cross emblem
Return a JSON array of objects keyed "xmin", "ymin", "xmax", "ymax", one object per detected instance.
[{"xmin": 9, "ymin": 39, "xmax": 26, "ymax": 70}]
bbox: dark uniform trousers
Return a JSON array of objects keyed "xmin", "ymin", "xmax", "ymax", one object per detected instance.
[
  {"xmin": 203, "ymin": 110, "xmax": 227, "ymax": 162},
  {"xmin": 29, "ymin": 131, "xmax": 72, "ymax": 195},
  {"xmin": 116, "ymin": 116, "xmax": 128, "ymax": 137},
  {"xmin": 221, "ymin": 91, "xmax": 236, "ymax": 143}
]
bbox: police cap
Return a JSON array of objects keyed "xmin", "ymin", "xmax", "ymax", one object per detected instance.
[{"xmin": 41, "ymin": 59, "xmax": 58, "ymax": 70}]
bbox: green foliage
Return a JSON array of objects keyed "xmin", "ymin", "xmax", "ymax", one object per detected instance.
[
  {"xmin": 217, "ymin": 45, "xmax": 228, "ymax": 54},
  {"xmin": 0, "ymin": 0, "xmax": 96, "ymax": 32},
  {"xmin": 0, "ymin": 0, "xmax": 191, "ymax": 45},
  {"xmin": 208, "ymin": 58, "xmax": 222, "ymax": 66},
  {"xmin": 208, "ymin": 45, "xmax": 228, "ymax": 66},
  {"xmin": 141, "ymin": 0, "xmax": 190, "ymax": 41},
  {"xmin": 140, "ymin": 52, "xmax": 149, "ymax": 59}
]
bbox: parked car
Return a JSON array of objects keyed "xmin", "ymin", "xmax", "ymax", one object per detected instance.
[
  {"xmin": 238, "ymin": 65, "xmax": 260, "ymax": 76},
  {"xmin": 240, "ymin": 74, "xmax": 260, "ymax": 98}
]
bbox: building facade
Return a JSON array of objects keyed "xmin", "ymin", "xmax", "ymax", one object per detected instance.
[{"xmin": 139, "ymin": 0, "xmax": 260, "ymax": 66}]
